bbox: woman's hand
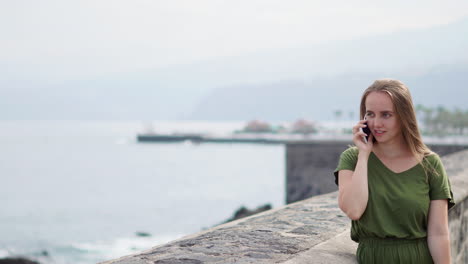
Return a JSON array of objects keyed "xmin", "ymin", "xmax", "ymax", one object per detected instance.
[{"xmin": 352, "ymin": 120, "xmax": 373, "ymax": 155}]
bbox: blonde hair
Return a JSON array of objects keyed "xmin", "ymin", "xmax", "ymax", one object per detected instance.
[{"xmin": 360, "ymin": 79, "xmax": 437, "ymax": 178}]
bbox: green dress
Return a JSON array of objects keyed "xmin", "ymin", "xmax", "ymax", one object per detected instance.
[{"xmin": 334, "ymin": 147, "xmax": 455, "ymax": 263}]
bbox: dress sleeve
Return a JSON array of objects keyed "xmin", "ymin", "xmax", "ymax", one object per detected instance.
[
  {"xmin": 333, "ymin": 147, "xmax": 358, "ymax": 186},
  {"xmin": 428, "ymin": 154, "xmax": 456, "ymax": 210}
]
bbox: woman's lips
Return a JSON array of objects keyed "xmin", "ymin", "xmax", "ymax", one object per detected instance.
[{"xmin": 374, "ymin": 130, "xmax": 385, "ymax": 136}]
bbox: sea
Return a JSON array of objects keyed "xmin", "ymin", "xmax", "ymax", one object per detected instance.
[{"xmin": 0, "ymin": 120, "xmax": 286, "ymax": 264}]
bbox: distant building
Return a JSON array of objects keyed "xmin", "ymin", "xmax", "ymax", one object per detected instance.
[
  {"xmin": 291, "ymin": 119, "xmax": 317, "ymax": 134},
  {"xmin": 243, "ymin": 120, "xmax": 273, "ymax": 132}
]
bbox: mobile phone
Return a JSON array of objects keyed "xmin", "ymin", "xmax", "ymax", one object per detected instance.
[{"xmin": 359, "ymin": 118, "xmax": 371, "ymax": 143}]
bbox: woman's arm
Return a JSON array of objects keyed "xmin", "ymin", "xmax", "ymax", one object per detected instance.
[
  {"xmin": 337, "ymin": 121, "xmax": 373, "ymax": 220},
  {"xmin": 338, "ymin": 151, "xmax": 370, "ymax": 220},
  {"xmin": 427, "ymin": 199, "xmax": 451, "ymax": 264}
]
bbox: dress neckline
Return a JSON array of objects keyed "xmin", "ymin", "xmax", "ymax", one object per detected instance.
[{"xmin": 370, "ymin": 152, "xmax": 421, "ymax": 175}]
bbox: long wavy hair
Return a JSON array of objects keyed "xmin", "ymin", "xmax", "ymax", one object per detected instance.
[{"xmin": 359, "ymin": 79, "xmax": 437, "ymax": 178}]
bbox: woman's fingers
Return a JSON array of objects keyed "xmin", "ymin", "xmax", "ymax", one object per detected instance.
[
  {"xmin": 353, "ymin": 131, "xmax": 367, "ymax": 144},
  {"xmin": 353, "ymin": 124, "xmax": 368, "ymax": 135},
  {"xmin": 353, "ymin": 125, "xmax": 365, "ymax": 134}
]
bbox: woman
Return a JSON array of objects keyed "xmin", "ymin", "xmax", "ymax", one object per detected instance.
[{"xmin": 334, "ymin": 79, "xmax": 455, "ymax": 263}]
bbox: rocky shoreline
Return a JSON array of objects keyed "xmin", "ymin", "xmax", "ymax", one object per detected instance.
[
  {"xmin": 0, "ymin": 258, "xmax": 40, "ymax": 264},
  {"xmin": 0, "ymin": 204, "xmax": 273, "ymax": 264},
  {"xmin": 221, "ymin": 204, "xmax": 272, "ymax": 224}
]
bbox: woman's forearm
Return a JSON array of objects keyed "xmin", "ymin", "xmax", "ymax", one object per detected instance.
[
  {"xmin": 339, "ymin": 152, "xmax": 369, "ymax": 220},
  {"xmin": 427, "ymin": 234, "xmax": 451, "ymax": 264}
]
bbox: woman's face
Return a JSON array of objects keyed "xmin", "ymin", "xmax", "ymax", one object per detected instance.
[{"xmin": 365, "ymin": 91, "xmax": 402, "ymax": 145}]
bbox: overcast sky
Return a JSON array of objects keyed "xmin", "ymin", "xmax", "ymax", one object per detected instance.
[{"xmin": 1, "ymin": 0, "xmax": 468, "ymax": 81}]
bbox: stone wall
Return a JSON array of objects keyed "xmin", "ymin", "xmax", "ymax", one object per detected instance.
[
  {"xmin": 102, "ymin": 149, "xmax": 468, "ymax": 264},
  {"xmin": 286, "ymin": 141, "xmax": 347, "ymax": 204},
  {"xmin": 286, "ymin": 140, "xmax": 468, "ymax": 204},
  {"xmin": 442, "ymin": 150, "xmax": 468, "ymax": 264}
]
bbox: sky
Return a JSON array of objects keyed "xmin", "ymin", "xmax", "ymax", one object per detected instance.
[{"xmin": 2, "ymin": 0, "xmax": 468, "ymax": 83}]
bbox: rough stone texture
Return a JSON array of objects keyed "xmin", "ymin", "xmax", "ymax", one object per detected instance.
[
  {"xmin": 102, "ymin": 149, "xmax": 468, "ymax": 264},
  {"xmin": 286, "ymin": 140, "xmax": 468, "ymax": 204},
  {"xmin": 443, "ymin": 151, "xmax": 468, "ymax": 264}
]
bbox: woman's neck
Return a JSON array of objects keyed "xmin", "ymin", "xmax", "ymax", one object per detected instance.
[{"xmin": 373, "ymin": 139, "xmax": 411, "ymax": 159}]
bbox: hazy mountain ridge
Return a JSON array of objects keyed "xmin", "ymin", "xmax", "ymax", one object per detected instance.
[
  {"xmin": 187, "ymin": 62, "xmax": 468, "ymax": 122},
  {"xmin": 186, "ymin": 16, "xmax": 468, "ymax": 121}
]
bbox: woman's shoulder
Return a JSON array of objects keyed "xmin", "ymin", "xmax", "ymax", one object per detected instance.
[
  {"xmin": 423, "ymin": 152, "xmax": 443, "ymax": 166},
  {"xmin": 422, "ymin": 152, "xmax": 446, "ymax": 179},
  {"xmin": 339, "ymin": 146, "xmax": 359, "ymax": 161},
  {"xmin": 341, "ymin": 146, "xmax": 359, "ymax": 156}
]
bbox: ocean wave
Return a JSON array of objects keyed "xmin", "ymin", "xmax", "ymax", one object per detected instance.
[
  {"xmin": 69, "ymin": 234, "xmax": 184, "ymax": 261},
  {"xmin": 1, "ymin": 234, "xmax": 184, "ymax": 264},
  {"xmin": 0, "ymin": 249, "xmax": 11, "ymax": 258}
]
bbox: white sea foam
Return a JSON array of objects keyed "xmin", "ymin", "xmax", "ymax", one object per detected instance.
[
  {"xmin": 71, "ymin": 234, "xmax": 184, "ymax": 261},
  {"xmin": 0, "ymin": 248, "xmax": 10, "ymax": 258},
  {"xmin": 0, "ymin": 234, "xmax": 187, "ymax": 264}
]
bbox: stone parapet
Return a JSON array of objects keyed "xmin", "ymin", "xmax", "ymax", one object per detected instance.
[
  {"xmin": 101, "ymin": 191, "xmax": 354, "ymax": 264},
  {"xmin": 102, "ymin": 149, "xmax": 468, "ymax": 264}
]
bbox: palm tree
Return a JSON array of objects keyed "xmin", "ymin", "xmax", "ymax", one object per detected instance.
[{"xmin": 334, "ymin": 110, "xmax": 343, "ymax": 121}]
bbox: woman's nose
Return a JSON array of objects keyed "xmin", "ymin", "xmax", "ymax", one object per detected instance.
[{"xmin": 374, "ymin": 118, "xmax": 383, "ymax": 127}]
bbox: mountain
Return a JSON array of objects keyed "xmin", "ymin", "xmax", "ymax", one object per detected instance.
[
  {"xmin": 187, "ymin": 62, "xmax": 468, "ymax": 122},
  {"xmin": 185, "ymin": 15, "xmax": 468, "ymax": 122}
]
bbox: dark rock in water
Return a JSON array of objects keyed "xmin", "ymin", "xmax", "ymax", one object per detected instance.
[
  {"xmin": 223, "ymin": 204, "xmax": 272, "ymax": 223},
  {"xmin": 0, "ymin": 258, "xmax": 40, "ymax": 264},
  {"xmin": 136, "ymin": 231, "xmax": 151, "ymax": 237}
]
